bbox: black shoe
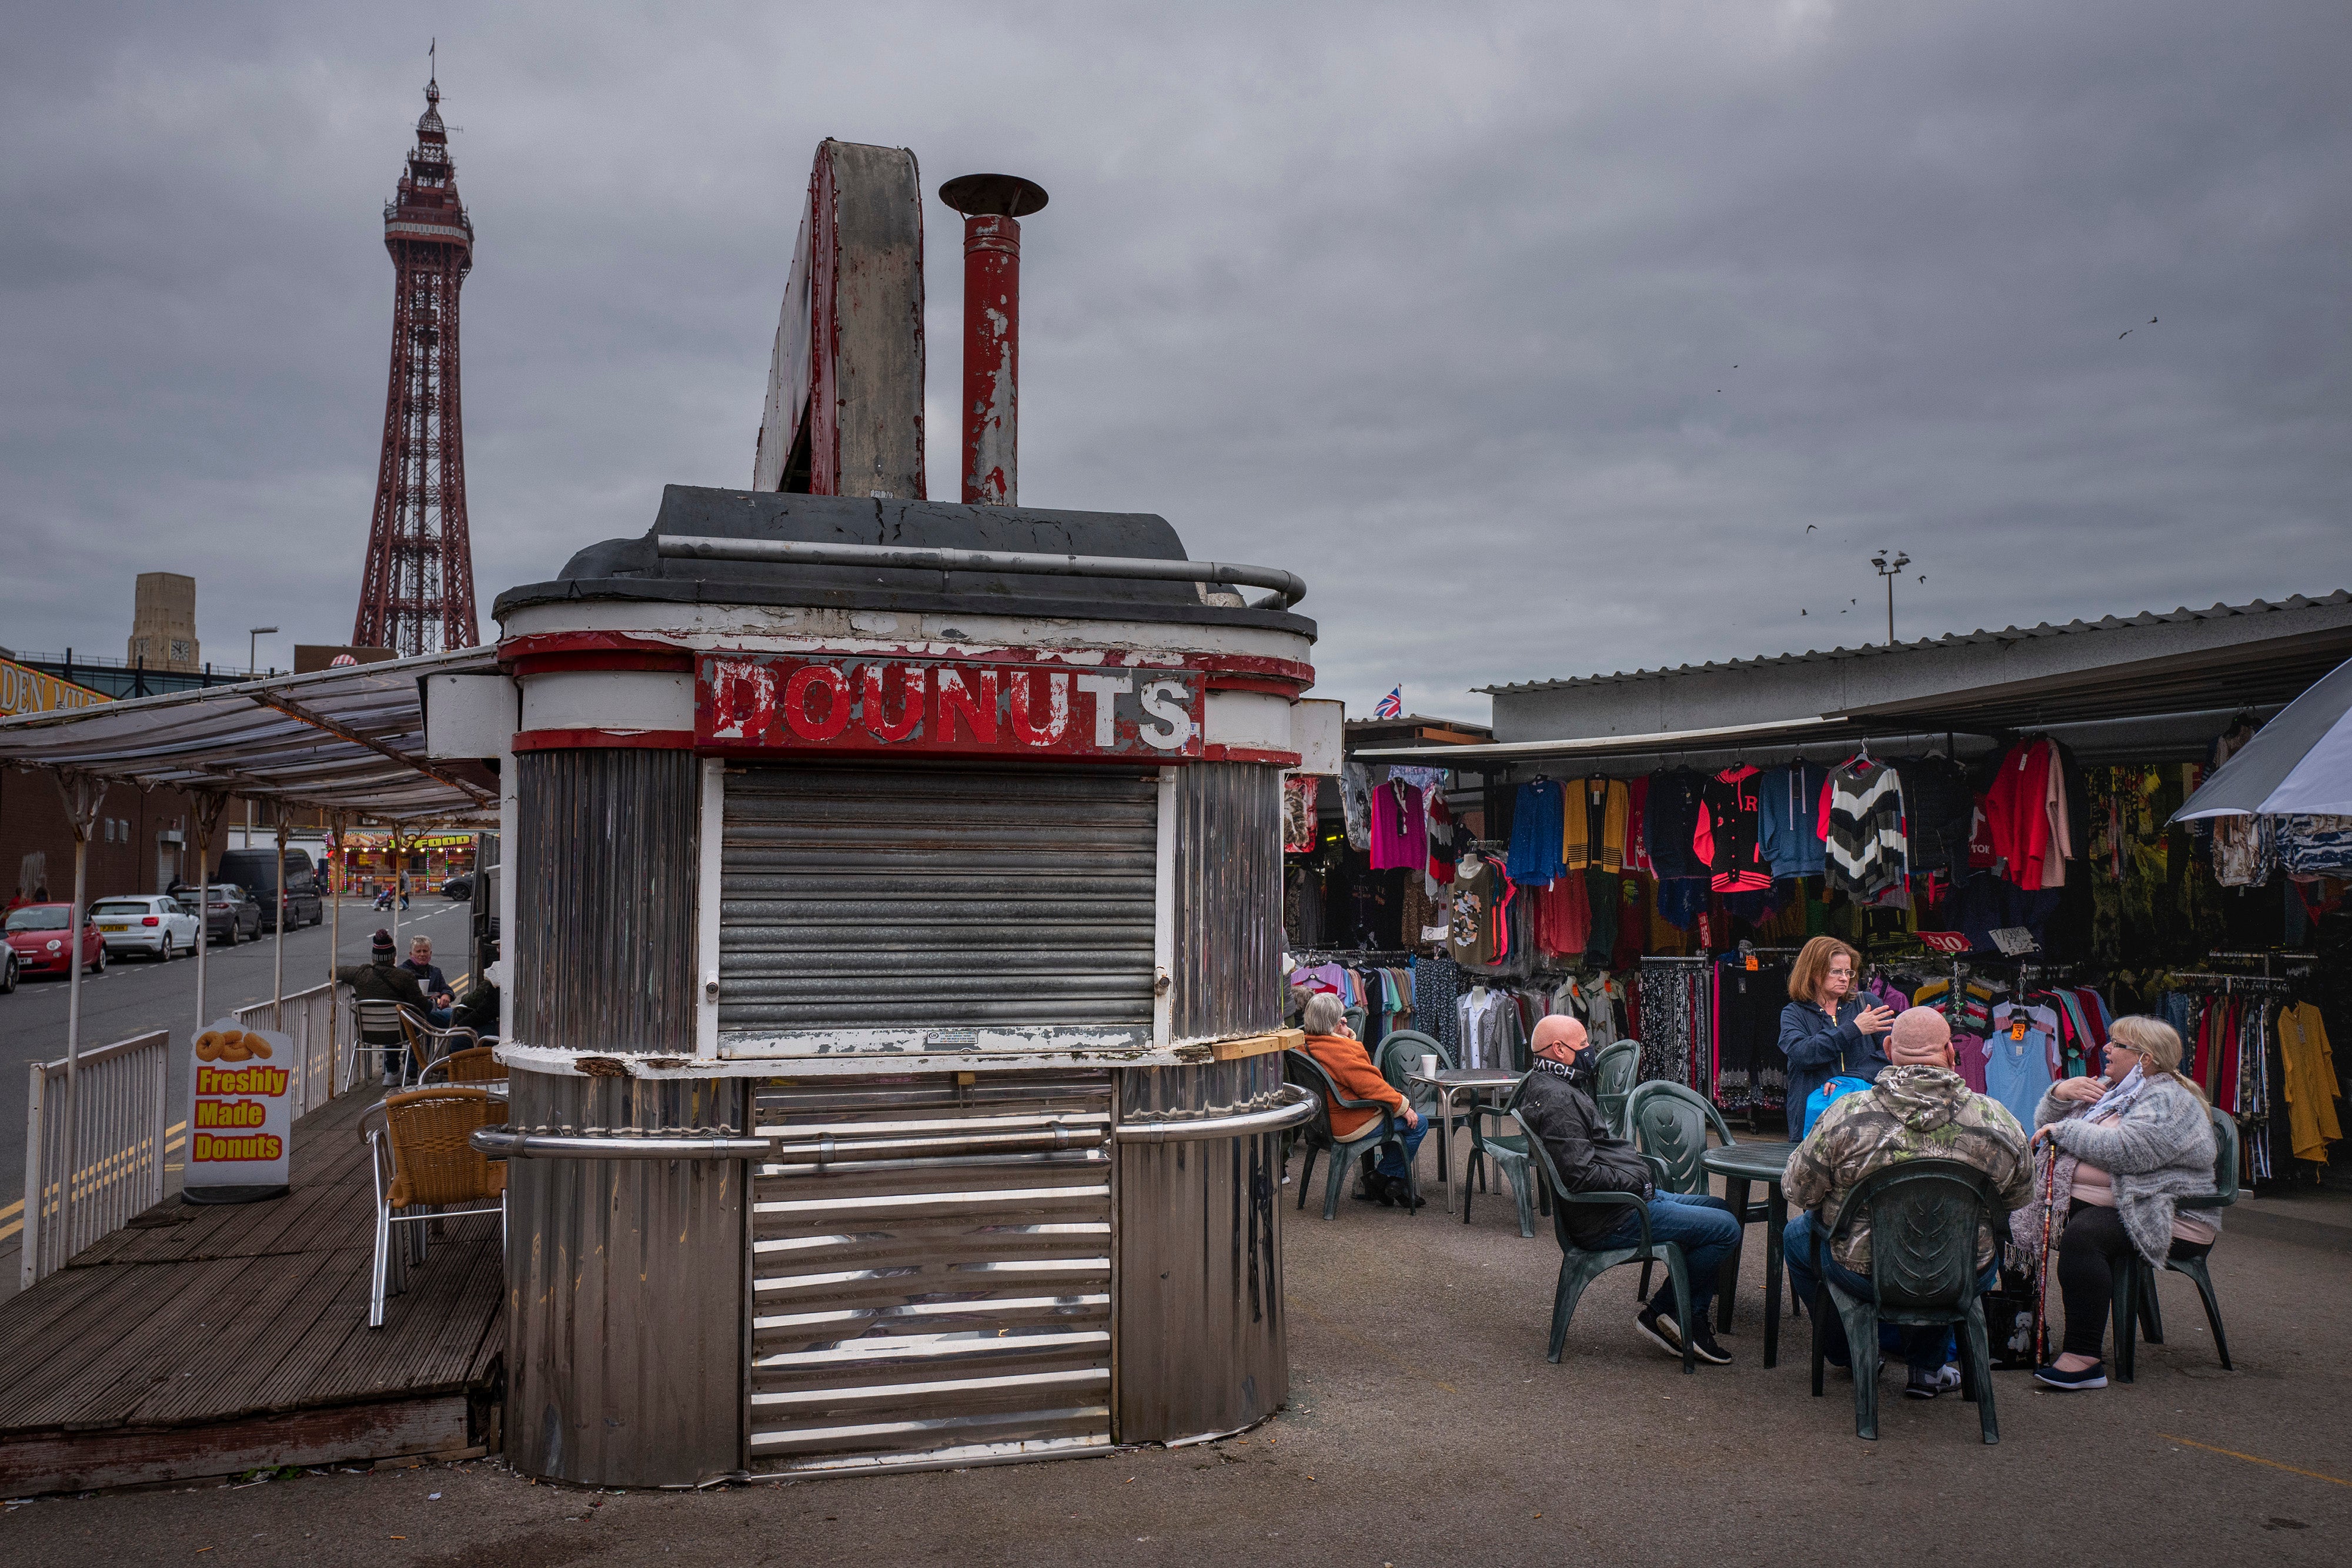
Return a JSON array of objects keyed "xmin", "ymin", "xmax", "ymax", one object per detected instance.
[
  {"xmin": 1634, "ymin": 1307, "xmax": 1685, "ymax": 1359},
  {"xmin": 2033, "ymin": 1360, "xmax": 2107, "ymax": 1390},
  {"xmin": 1904, "ymin": 1367, "xmax": 1942, "ymax": 1400},
  {"xmin": 1385, "ymin": 1176, "xmax": 1426, "ymax": 1210},
  {"xmin": 1684, "ymin": 1322, "xmax": 1733, "ymax": 1366}
]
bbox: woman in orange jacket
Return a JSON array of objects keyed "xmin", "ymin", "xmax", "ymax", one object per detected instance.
[{"xmin": 1300, "ymin": 991, "xmax": 1426, "ymax": 1207}]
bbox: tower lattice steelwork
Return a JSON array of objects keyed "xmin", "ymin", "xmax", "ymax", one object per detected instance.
[{"xmin": 353, "ymin": 68, "xmax": 478, "ymax": 656}]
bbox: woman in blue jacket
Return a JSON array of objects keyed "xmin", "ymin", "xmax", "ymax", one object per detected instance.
[{"xmin": 1778, "ymin": 935, "xmax": 1894, "ymax": 1140}]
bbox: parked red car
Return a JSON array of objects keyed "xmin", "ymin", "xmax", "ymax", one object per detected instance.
[{"xmin": 2, "ymin": 902, "xmax": 107, "ymax": 978}]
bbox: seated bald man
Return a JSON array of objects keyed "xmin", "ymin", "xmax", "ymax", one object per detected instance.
[
  {"xmin": 1783, "ymin": 1005, "xmax": 2032, "ymax": 1400},
  {"xmin": 1517, "ymin": 1014, "xmax": 1740, "ymax": 1365}
]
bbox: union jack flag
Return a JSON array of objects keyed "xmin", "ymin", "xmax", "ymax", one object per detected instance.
[{"xmin": 1372, "ymin": 686, "xmax": 1402, "ymax": 720}]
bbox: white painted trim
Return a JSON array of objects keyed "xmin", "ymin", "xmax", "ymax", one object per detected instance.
[
  {"xmin": 696, "ymin": 758, "xmax": 725, "ymax": 1058},
  {"xmin": 1153, "ymin": 766, "xmax": 1177, "ymax": 1052},
  {"xmin": 495, "ymin": 730, "xmax": 519, "ymax": 991}
]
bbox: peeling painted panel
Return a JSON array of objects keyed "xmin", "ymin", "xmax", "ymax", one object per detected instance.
[{"xmin": 1169, "ymin": 762, "xmax": 1282, "ymax": 1040}]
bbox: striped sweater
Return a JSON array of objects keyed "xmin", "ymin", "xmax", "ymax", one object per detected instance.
[{"xmin": 1820, "ymin": 761, "xmax": 1908, "ymax": 898}]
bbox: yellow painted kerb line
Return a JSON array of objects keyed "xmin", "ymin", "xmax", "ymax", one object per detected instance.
[{"xmin": 2160, "ymin": 1432, "xmax": 2350, "ymax": 1488}]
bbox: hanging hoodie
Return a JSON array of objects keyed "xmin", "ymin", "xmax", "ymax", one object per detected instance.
[
  {"xmin": 1692, "ymin": 766, "xmax": 1772, "ymax": 892},
  {"xmin": 1757, "ymin": 761, "xmax": 1828, "ymax": 878}
]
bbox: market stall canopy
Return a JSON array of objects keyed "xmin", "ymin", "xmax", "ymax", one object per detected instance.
[
  {"xmin": 0, "ymin": 647, "xmax": 499, "ymax": 824},
  {"xmin": 2174, "ymin": 656, "xmax": 2352, "ymax": 821},
  {"xmin": 1354, "ymin": 713, "xmax": 1869, "ymax": 765}
]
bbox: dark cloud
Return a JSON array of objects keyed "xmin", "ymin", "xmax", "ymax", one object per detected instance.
[{"xmin": 4, "ymin": 2, "xmax": 2347, "ymax": 717}]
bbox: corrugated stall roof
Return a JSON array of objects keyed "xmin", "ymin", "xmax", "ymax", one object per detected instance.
[
  {"xmin": 1476, "ymin": 591, "xmax": 2352, "ymax": 696},
  {"xmin": 0, "ymin": 648, "xmax": 499, "ymax": 824}
]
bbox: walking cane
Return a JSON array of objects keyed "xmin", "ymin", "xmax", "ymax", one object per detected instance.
[{"xmin": 2030, "ymin": 1136, "xmax": 2061, "ymax": 1365}]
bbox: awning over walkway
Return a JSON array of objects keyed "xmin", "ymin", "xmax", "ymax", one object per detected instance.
[{"xmin": 0, "ymin": 648, "xmax": 499, "ymax": 824}]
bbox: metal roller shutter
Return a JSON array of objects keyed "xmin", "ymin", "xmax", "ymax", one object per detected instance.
[
  {"xmin": 720, "ymin": 764, "xmax": 1158, "ymax": 1048},
  {"xmin": 746, "ymin": 1074, "xmax": 1115, "ymax": 1475}
]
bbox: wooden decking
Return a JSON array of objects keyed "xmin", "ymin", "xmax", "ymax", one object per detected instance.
[{"xmin": 0, "ymin": 1089, "xmax": 503, "ymax": 1495}]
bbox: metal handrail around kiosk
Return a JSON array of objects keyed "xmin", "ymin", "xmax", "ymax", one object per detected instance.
[
  {"xmin": 471, "ymin": 1129, "xmax": 770, "ymax": 1160},
  {"xmin": 1114, "ymin": 1083, "xmax": 1319, "ymax": 1144},
  {"xmin": 655, "ymin": 534, "xmax": 1308, "ymax": 613}
]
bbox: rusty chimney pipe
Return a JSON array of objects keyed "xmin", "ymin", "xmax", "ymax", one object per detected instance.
[{"xmin": 939, "ymin": 173, "xmax": 1048, "ymax": 506}]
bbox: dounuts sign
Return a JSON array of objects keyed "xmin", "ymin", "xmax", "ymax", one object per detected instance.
[{"xmin": 698, "ymin": 654, "xmax": 1203, "ymax": 760}]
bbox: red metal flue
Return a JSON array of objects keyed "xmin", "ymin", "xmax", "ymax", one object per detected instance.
[{"xmin": 939, "ymin": 175, "xmax": 1048, "ymax": 507}]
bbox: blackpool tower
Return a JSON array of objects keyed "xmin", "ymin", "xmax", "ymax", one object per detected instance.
[{"xmin": 353, "ymin": 63, "xmax": 479, "ymax": 656}]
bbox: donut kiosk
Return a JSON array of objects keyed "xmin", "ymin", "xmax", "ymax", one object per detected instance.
[{"xmin": 431, "ymin": 142, "xmax": 1331, "ymax": 1486}]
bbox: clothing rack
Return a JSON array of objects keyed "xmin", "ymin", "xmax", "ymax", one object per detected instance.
[{"xmin": 2171, "ymin": 971, "xmax": 2294, "ymax": 994}]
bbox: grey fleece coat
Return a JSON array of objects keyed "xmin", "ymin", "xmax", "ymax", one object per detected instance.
[{"xmin": 2033, "ymin": 1076, "xmax": 2221, "ymax": 1266}]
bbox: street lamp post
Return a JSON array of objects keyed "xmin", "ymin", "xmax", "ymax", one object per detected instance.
[
  {"xmin": 1869, "ymin": 551, "xmax": 1911, "ymax": 646},
  {"xmin": 245, "ymin": 627, "xmax": 278, "ymax": 849}
]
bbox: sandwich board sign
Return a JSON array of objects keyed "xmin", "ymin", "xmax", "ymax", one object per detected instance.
[{"xmin": 183, "ymin": 1019, "xmax": 294, "ymax": 1203}]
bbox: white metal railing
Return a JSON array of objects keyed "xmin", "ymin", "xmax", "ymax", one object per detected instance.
[
  {"xmin": 232, "ymin": 982, "xmax": 362, "ymax": 1118},
  {"xmin": 19, "ymin": 1030, "xmax": 171, "ymax": 1288}
]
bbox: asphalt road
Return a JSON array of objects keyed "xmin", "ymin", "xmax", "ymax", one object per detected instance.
[{"xmin": 0, "ymin": 896, "xmax": 475, "ymax": 1255}]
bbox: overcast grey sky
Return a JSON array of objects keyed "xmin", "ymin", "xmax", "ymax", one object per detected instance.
[{"xmin": 4, "ymin": 1, "xmax": 2347, "ymax": 720}]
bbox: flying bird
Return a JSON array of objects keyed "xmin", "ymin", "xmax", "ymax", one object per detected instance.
[
  {"xmin": 1806, "ymin": 524, "xmax": 1817, "ymax": 533},
  {"xmin": 1918, "ymin": 574, "xmax": 1926, "ymax": 583},
  {"xmin": 1850, "ymin": 598, "xmax": 1857, "ymax": 604},
  {"xmin": 1800, "ymin": 609, "xmax": 1808, "ymax": 616},
  {"xmin": 2119, "ymin": 329, "xmax": 2132, "ymax": 339},
  {"xmin": 2149, "ymin": 317, "xmax": 2159, "ymax": 324}
]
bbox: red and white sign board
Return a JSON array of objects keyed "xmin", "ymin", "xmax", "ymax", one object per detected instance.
[
  {"xmin": 699, "ymin": 654, "xmax": 1203, "ymax": 760},
  {"xmin": 185, "ymin": 1019, "xmax": 294, "ymax": 1195}
]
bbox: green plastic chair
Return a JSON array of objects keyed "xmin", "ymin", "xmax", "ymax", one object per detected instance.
[
  {"xmin": 1284, "ymin": 1048, "xmax": 1418, "ymax": 1221},
  {"xmin": 1460, "ymin": 1074, "xmax": 1551, "ymax": 1237},
  {"xmin": 1519, "ymin": 1108, "xmax": 1697, "ymax": 1373},
  {"xmin": 1594, "ymin": 1039, "xmax": 1639, "ymax": 1136},
  {"xmin": 1623, "ymin": 1080, "xmax": 1770, "ymax": 1322},
  {"xmin": 2112, "ymin": 1105, "xmax": 2237, "ymax": 1380},
  {"xmin": 1805, "ymin": 1158, "xmax": 2001, "ymax": 1443}
]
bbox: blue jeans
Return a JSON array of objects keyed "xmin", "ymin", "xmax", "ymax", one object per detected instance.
[
  {"xmin": 1785, "ymin": 1212, "xmax": 1995, "ymax": 1372},
  {"xmin": 1373, "ymin": 1114, "xmax": 1428, "ymax": 1180},
  {"xmin": 1588, "ymin": 1192, "xmax": 1740, "ymax": 1318}
]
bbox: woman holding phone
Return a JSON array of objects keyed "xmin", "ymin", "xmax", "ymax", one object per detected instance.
[{"xmin": 1778, "ymin": 935, "xmax": 1894, "ymax": 1141}]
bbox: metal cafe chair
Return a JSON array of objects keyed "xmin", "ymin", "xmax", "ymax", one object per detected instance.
[{"xmin": 363, "ymin": 1087, "xmax": 509, "ymax": 1328}]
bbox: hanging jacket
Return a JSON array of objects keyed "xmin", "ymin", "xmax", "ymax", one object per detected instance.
[
  {"xmin": 1644, "ymin": 770, "xmax": 1706, "ymax": 880},
  {"xmin": 1506, "ymin": 779, "xmax": 1566, "ymax": 885},
  {"xmin": 1692, "ymin": 767, "xmax": 1772, "ymax": 892}
]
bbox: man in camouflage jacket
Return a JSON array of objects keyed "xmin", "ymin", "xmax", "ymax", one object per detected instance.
[{"xmin": 1784, "ymin": 1005, "xmax": 2032, "ymax": 1395}]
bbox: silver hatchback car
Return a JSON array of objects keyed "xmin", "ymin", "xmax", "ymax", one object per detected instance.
[{"xmin": 91, "ymin": 895, "xmax": 203, "ymax": 962}]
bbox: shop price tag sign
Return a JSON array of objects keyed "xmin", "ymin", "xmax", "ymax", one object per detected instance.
[
  {"xmin": 183, "ymin": 1019, "xmax": 294, "ymax": 1199},
  {"xmin": 1916, "ymin": 931, "xmax": 1972, "ymax": 956},
  {"xmin": 1987, "ymin": 927, "xmax": 2040, "ymax": 957}
]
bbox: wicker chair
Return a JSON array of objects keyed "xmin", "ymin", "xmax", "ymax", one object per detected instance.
[
  {"xmin": 365, "ymin": 1086, "xmax": 508, "ymax": 1328},
  {"xmin": 417, "ymin": 1045, "xmax": 503, "ymax": 1085}
]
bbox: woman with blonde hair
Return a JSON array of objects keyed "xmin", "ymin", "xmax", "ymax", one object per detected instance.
[
  {"xmin": 1776, "ymin": 935, "xmax": 1894, "ymax": 1142},
  {"xmin": 2020, "ymin": 1014, "xmax": 2220, "ymax": 1390}
]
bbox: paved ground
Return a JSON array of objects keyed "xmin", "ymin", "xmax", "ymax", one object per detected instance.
[
  {"xmin": 6, "ymin": 1139, "xmax": 2347, "ymax": 1565},
  {"xmin": 0, "ymin": 897, "xmax": 474, "ymax": 1278}
]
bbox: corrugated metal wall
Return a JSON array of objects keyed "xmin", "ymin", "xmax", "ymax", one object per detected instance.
[
  {"xmin": 513, "ymin": 750, "xmax": 697, "ymax": 1052},
  {"xmin": 745, "ymin": 1071, "xmax": 1115, "ymax": 1475},
  {"xmin": 503, "ymin": 1071, "xmax": 746, "ymax": 1487},
  {"xmin": 1168, "ymin": 762, "xmax": 1282, "ymax": 1039},
  {"xmin": 1117, "ymin": 761, "xmax": 1288, "ymax": 1442},
  {"xmin": 1115, "ymin": 1056, "xmax": 1288, "ymax": 1442},
  {"xmin": 719, "ymin": 764, "xmax": 1157, "ymax": 1037}
]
